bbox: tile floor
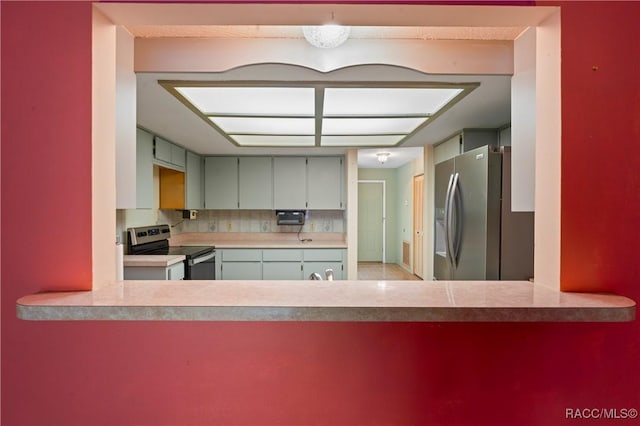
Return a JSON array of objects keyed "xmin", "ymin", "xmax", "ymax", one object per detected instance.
[{"xmin": 357, "ymin": 262, "xmax": 421, "ymax": 281}]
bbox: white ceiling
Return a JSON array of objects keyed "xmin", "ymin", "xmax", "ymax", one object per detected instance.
[{"xmin": 358, "ymin": 147, "xmax": 423, "ymax": 169}]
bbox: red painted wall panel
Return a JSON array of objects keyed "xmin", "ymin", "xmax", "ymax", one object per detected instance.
[
  {"xmin": 559, "ymin": 1, "xmax": 640, "ymax": 293},
  {"xmin": 0, "ymin": 2, "xmax": 93, "ymax": 292},
  {"xmin": 1, "ymin": 1, "xmax": 639, "ymax": 425}
]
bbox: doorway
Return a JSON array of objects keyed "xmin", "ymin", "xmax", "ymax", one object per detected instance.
[{"xmin": 358, "ymin": 180, "xmax": 386, "ymax": 263}]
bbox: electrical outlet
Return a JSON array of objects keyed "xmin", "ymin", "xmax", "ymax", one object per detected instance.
[
  {"xmin": 227, "ymin": 222, "xmax": 232, "ymax": 231},
  {"xmin": 310, "ymin": 222, "xmax": 315, "ymax": 231}
]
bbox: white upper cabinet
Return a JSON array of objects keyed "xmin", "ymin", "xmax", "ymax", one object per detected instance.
[
  {"xmin": 239, "ymin": 157, "xmax": 273, "ymax": 209},
  {"xmin": 186, "ymin": 151, "xmax": 204, "ymax": 209},
  {"xmin": 154, "ymin": 136, "xmax": 185, "ymax": 171},
  {"xmin": 307, "ymin": 157, "xmax": 343, "ymax": 210},
  {"xmin": 204, "ymin": 156, "xmax": 344, "ymax": 210},
  {"xmin": 273, "ymin": 157, "xmax": 307, "ymax": 210},
  {"xmin": 204, "ymin": 157, "xmax": 238, "ymax": 209},
  {"xmin": 135, "ymin": 128, "xmax": 154, "ymax": 209}
]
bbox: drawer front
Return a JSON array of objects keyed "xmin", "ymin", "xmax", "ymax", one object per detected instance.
[
  {"xmin": 262, "ymin": 249, "xmax": 303, "ymax": 262},
  {"xmin": 221, "ymin": 249, "xmax": 262, "ymax": 262},
  {"xmin": 303, "ymin": 249, "xmax": 344, "ymax": 262}
]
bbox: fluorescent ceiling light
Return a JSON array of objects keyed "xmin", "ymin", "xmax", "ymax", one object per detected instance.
[
  {"xmin": 211, "ymin": 117, "xmax": 315, "ymax": 134},
  {"xmin": 322, "ymin": 117, "xmax": 426, "ymax": 135},
  {"xmin": 231, "ymin": 135, "xmax": 316, "ymax": 146},
  {"xmin": 163, "ymin": 81, "xmax": 476, "ymax": 147},
  {"xmin": 323, "ymin": 87, "xmax": 463, "ymax": 116},
  {"xmin": 176, "ymin": 87, "xmax": 315, "ymax": 115}
]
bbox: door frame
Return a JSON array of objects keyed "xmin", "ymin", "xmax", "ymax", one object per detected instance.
[
  {"xmin": 357, "ymin": 180, "xmax": 386, "ymax": 263},
  {"xmin": 413, "ymin": 174, "xmax": 425, "ymax": 278}
]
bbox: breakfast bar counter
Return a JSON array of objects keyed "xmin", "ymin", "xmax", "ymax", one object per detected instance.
[{"xmin": 16, "ymin": 280, "xmax": 635, "ymax": 322}]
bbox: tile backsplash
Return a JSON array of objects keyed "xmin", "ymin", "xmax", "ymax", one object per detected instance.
[{"xmin": 118, "ymin": 209, "xmax": 345, "ymax": 240}]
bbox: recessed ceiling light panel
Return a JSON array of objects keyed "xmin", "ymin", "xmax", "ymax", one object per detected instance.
[
  {"xmin": 161, "ymin": 81, "xmax": 476, "ymax": 148},
  {"xmin": 211, "ymin": 117, "xmax": 315, "ymax": 134},
  {"xmin": 176, "ymin": 87, "xmax": 315, "ymax": 116},
  {"xmin": 232, "ymin": 135, "xmax": 316, "ymax": 146},
  {"xmin": 322, "ymin": 117, "xmax": 426, "ymax": 135},
  {"xmin": 321, "ymin": 135, "xmax": 404, "ymax": 146},
  {"xmin": 323, "ymin": 87, "xmax": 463, "ymax": 116}
]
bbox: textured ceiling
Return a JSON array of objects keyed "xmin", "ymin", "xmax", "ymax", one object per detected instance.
[{"xmin": 127, "ymin": 25, "xmax": 525, "ymax": 41}]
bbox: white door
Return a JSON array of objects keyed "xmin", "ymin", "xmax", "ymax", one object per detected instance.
[
  {"xmin": 358, "ymin": 182, "xmax": 384, "ymax": 262},
  {"xmin": 413, "ymin": 174, "xmax": 424, "ymax": 278}
]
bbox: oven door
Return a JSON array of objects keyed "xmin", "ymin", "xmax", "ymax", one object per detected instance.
[{"xmin": 187, "ymin": 251, "xmax": 216, "ymax": 280}]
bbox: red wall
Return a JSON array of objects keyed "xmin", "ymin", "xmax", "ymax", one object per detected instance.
[{"xmin": 2, "ymin": 2, "xmax": 639, "ymax": 425}]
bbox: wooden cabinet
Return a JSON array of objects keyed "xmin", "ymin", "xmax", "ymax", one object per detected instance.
[
  {"xmin": 273, "ymin": 157, "xmax": 307, "ymax": 209},
  {"xmin": 204, "ymin": 157, "xmax": 238, "ymax": 209},
  {"xmin": 159, "ymin": 167, "xmax": 185, "ymax": 209},
  {"xmin": 186, "ymin": 151, "xmax": 203, "ymax": 209},
  {"xmin": 307, "ymin": 157, "xmax": 343, "ymax": 209},
  {"xmin": 239, "ymin": 157, "xmax": 273, "ymax": 209},
  {"xmin": 136, "ymin": 128, "xmax": 154, "ymax": 209}
]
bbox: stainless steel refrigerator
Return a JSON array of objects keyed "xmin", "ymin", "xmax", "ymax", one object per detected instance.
[{"xmin": 434, "ymin": 145, "xmax": 534, "ymax": 280}]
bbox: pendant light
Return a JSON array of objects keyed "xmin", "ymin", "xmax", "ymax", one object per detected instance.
[{"xmin": 303, "ymin": 25, "xmax": 351, "ymax": 49}]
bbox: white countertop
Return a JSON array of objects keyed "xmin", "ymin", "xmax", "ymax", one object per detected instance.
[
  {"xmin": 169, "ymin": 232, "xmax": 346, "ymax": 249},
  {"xmin": 182, "ymin": 240, "xmax": 347, "ymax": 249},
  {"xmin": 16, "ymin": 280, "xmax": 635, "ymax": 322},
  {"xmin": 123, "ymin": 255, "xmax": 185, "ymax": 267}
]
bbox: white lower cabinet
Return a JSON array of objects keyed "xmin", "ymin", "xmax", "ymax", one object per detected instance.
[
  {"xmin": 219, "ymin": 249, "xmax": 262, "ymax": 280},
  {"xmin": 262, "ymin": 249, "xmax": 303, "ymax": 280},
  {"xmin": 303, "ymin": 249, "xmax": 345, "ymax": 280},
  {"xmin": 220, "ymin": 262, "xmax": 262, "ymax": 280},
  {"xmin": 262, "ymin": 262, "xmax": 303, "ymax": 280},
  {"xmin": 302, "ymin": 262, "xmax": 343, "ymax": 280},
  {"xmin": 216, "ymin": 248, "xmax": 345, "ymax": 280},
  {"xmin": 124, "ymin": 261, "xmax": 185, "ymax": 280}
]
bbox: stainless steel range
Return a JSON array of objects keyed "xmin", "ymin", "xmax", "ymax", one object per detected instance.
[{"xmin": 127, "ymin": 224, "xmax": 215, "ymax": 280}]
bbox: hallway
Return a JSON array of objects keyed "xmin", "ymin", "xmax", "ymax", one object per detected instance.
[{"xmin": 357, "ymin": 262, "xmax": 421, "ymax": 281}]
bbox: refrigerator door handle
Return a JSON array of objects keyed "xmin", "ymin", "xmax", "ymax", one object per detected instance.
[
  {"xmin": 445, "ymin": 173, "xmax": 456, "ymax": 268},
  {"xmin": 450, "ymin": 173, "xmax": 462, "ymax": 268}
]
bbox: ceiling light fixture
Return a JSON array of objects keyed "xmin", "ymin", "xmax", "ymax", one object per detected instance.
[
  {"xmin": 377, "ymin": 152, "xmax": 391, "ymax": 164},
  {"xmin": 161, "ymin": 81, "xmax": 477, "ymax": 148},
  {"xmin": 303, "ymin": 25, "xmax": 351, "ymax": 49}
]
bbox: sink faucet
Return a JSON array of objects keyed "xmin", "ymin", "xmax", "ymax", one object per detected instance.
[
  {"xmin": 325, "ymin": 269, "xmax": 334, "ymax": 281},
  {"xmin": 309, "ymin": 272, "xmax": 323, "ymax": 280}
]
